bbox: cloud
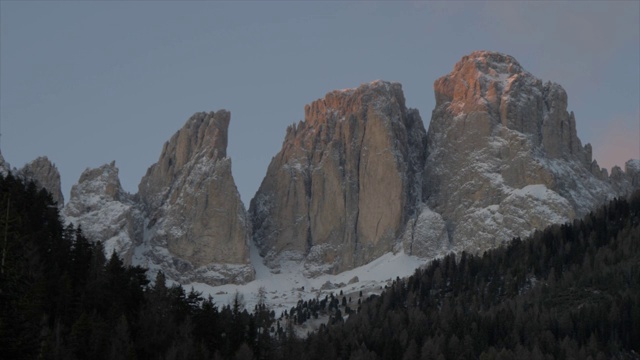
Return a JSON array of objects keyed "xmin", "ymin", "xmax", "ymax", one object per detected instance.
[
  {"xmin": 591, "ymin": 111, "xmax": 640, "ymax": 170},
  {"xmin": 480, "ymin": 1, "xmax": 639, "ymax": 85}
]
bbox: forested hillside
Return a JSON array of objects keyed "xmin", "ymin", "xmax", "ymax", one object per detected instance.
[
  {"xmin": 297, "ymin": 192, "xmax": 640, "ymax": 360},
  {"xmin": 1, "ymin": 172, "xmax": 638, "ymax": 359},
  {"xmin": 0, "ymin": 173, "xmax": 275, "ymax": 360}
]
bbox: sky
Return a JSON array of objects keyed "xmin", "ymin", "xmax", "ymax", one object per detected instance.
[{"xmin": 1, "ymin": 1, "xmax": 639, "ymax": 205}]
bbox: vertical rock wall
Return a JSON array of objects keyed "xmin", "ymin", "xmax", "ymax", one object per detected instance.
[{"xmin": 250, "ymin": 81, "xmax": 427, "ymax": 274}]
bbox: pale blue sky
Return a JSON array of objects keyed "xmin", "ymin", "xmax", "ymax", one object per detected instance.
[{"xmin": 1, "ymin": 1, "xmax": 639, "ymax": 204}]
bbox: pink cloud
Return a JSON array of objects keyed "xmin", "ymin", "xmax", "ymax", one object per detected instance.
[{"xmin": 591, "ymin": 112, "xmax": 640, "ymax": 171}]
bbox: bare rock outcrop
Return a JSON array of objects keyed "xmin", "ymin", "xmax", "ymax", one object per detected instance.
[
  {"xmin": 250, "ymin": 81, "xmax": 427, "ymax": 274},
  {"xmin": 423, "ymin": 51, "xmax": 633, "ymax": 253},
  {"xmin": 64, "ymin": 161, "xmax": 142, "ymax": 264},
  {"xmin": 138, "ymin": 111, "xmax": 254, "ymax": 285},
  {"xmin": 54, "ymin": 51, "xmax": 640, "ymax": 284},
  {"xmin": 18, "ymin": 156, "xmax": 64, "ymax": 206}
]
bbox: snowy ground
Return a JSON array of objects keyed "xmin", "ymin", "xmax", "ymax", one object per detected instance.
[{"xmin": 182, "ymin": 241, "xmax": 428, "ymax": 317}]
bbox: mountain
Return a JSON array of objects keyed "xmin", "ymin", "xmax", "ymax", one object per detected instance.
[
  {"xmin": 12, "ymin": 50, "xmax": 637, "ymax": 287},
  {"xmin": 0, "ymin": 153, "xmax": 64, "ymax": 207},
  {"xmin": 294, "ymin": 191, "xmax": 640, "ymax": 359},
  {"xmin": 2, "ymin": 161, "xmax": 638, "ymax": 360},
  {"xmin": 250, "ymin": 81, "xmax": 427, "ymax": 275},
  {"xmin": 421, "ymin": 51, "xmax": 638, "ymax": 254},
  {"xmin": 137, "ymin": 110, "xmax": 254, "ymax": 285},
  {"xmin": 250, "ymin": 50, "xmax": 639, "ymax": 276},
  {"xmin": 10, "ymin": 156, "xmax": 65, "ymax": 206},
  {"xmin": 64, "ymin": 161, "xmax": 142, "ymax": 264},
  {"xmin": 64, "ymin": 111, "xmax": 254, "ymax": 285}
]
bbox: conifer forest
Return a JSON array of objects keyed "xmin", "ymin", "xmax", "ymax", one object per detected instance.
[{"xmin": 1, "ymin": 173, "xmax": 638, "ymax": 359}]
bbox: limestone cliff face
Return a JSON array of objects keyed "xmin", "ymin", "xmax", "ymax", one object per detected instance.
[
  {"xmin": 250, "ymin": 81, "xmax": 427, "ymax": 274},
  {"xmin": 248, "ymin": 52, "xmax": 636, "ymax": 267},
  {"xmin": 18, "ymin": 156, "xmax": 64, "ymax": 206},
  {"xmin": 64, "ymin": 161, "xmax": 142, "ymax": 264},
  {"xmin": 138, "ymin": 111, "xmax": 254, "ymax": 285},
  {"xmin": 45, "ymin": 51, "xmax": 640, "ymax": 284},
  {"xmin": 422, "ymin": 51, "xmax": 631, "ymax": 253}
]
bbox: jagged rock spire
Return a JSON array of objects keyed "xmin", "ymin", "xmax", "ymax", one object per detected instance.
[
  {"xmin": 138, "ymin": 110, "xmax": 254, "ymax": 285},
  {"xmin": 18, "ymin": 156, "xmax": 64, "ymax": 206}
]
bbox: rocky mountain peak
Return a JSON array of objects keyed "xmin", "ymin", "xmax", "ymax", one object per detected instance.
[
  {"xmin": 64, "ymin": 161, "xmax": 142, "ymax": 264},
  {"xmin": 137, "ymin": 110, "xmax": 253, "ymax": 285},
  {"xmin": 173, "ymin": 110, "xmax": 229, "ymax": 163},
  {"xmin": 62, "ymin": 111, "xmax": 253, "ymax": 285},
  {"xmin": 139, "ymin": 111, "xmax": 230, "ymax": 210},
  {"xmin": 434, "ymin": 51, "xmax": 527, "ymax": 110},
  {"xmin": 456, "ymin": 50, "xmax": 523, "ymax": 77},
  {"xmin": 18, "ymin": 156, "xmax": 64, "ymax": 206},
  {"xmin": 251, "ymin": 80, "xmax": 426, "ymax": 274},
  {"xmin": 424, "ymin": 51, "xmax": 631, "ymax": 254},
  {"xmin": 432, "ymin": 50, "xmax": 583, "ymax": 162},
  {"xmin": 303, "ymin": 80, "xmax": 405, "ymax": 123},
  {"xmin": 55, "ymin": 52, "xmax": 637, "ymax": 287},
  {"xmin": 65, "ymin": 161, "xmax": 126, "ymax": 217}
]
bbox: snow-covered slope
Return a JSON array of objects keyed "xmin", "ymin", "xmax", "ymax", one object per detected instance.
[{"xmin": 186, "ymin": 240, "xmax": 425, "ymax": 318}]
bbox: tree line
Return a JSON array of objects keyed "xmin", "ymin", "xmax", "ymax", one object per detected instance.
[{"xmin": 1, "ymin": 172, "xmax": 638, "ymax": 359}]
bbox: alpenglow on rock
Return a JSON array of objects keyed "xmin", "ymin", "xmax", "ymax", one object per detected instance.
[
  {"xmin": 18, "ymin": 156, "xmax": 64, "ymax": 206},
  {"xmin": 250, "ymin": 81, "xmax": 427, "ymax": 275},
  {"xmin": 137, "ymin": 110, "xmax": 254, "ymax": 285},
  {"xmin": 420, "ymin": 50, "xmax": 637, "ymax": 254},
  {"xmin": 58, "ymin": 51, "xmax": 639, "ymax": 284}
]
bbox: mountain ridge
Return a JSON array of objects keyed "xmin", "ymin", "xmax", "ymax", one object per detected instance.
[{"xmin": 7, "ymin": 51, "xmax": 639, "ymax": 286}]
